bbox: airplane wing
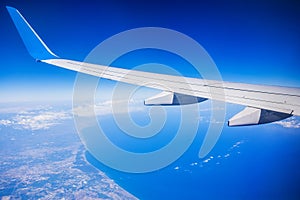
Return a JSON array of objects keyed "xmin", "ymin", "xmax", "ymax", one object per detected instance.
[{"xmin": 7, "ymin": 6, "xmax": 300, "ymax": 126}]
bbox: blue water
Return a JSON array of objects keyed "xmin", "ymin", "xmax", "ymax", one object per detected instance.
[{"xmin": 86, "ymin": 112, "xmax": 300, "ymax": 199}]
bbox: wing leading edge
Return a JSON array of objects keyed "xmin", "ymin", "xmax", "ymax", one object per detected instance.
[{"xmin": 7, "ymin": 6, "xmax": 300, "ymax": 126}]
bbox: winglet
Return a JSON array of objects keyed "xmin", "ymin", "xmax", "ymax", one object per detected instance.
[{"xmin": 6, "ymin": 6, "xmax": 58, "ymax": 60}]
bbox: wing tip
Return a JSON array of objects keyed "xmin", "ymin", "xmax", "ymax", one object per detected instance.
[
  {"xmin": 6, "ymin": 6, "xmax": 59, "ymax": 60},
  {"xmin": 6, "ymin": 6, "xmax": 15, "ymax": 10}
]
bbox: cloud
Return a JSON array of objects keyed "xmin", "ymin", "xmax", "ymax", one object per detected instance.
[
  {"xmin": 273, "ymin": 117, "xmax": 300, "ymax": 129},
  {"xmin": 0, "ymin": 119, "xmax": 13, "ymax": 126},
  {"xmin": 0, "ymin": 104, "xmax": 53, "ymax": 114},
  {"xmin": 172, "ymin": 140, "xmax": 245, "ymax": 172},
  {"xmin": 73, "ymin": 99, "xmax": 147, "ymax": 117},
  {"xmin": 224, "ymin": 153, "xmax": 230, "ymax": 158},
  {"xmin": 0, "ymin": 110, "xmax": 71, "ymax": 131},
  {"xmin": 198, "ymin": 140, "xmax": 244, "ymax": 167},
  {"xmin": 230, "ymin": 140, "xmax": 244, "ymax": 150}
]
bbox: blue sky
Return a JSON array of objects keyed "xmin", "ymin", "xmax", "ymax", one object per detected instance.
[
  {"xmin": 1, "ymin": 1, "xmax": 300, "ymax": 198},
  {"xmin": 1, "ymin": 0, "xmax": 300, "ymax": 102}
]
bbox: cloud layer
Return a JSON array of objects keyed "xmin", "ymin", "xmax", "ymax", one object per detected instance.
[
  {"xmin": 0, "ymin": 109, "xmax": 71, "ymax": 131},
  {"xmin": 273, "ymin": 117, "xmax": 300, "ymax": 129}
]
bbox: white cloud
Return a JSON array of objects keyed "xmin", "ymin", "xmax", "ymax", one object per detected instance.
[
  {"xmin": 0, "ymin": 119, "xmax": 13, "ymax": 126},
  {"xmin": 0, "ymin": 104, "xmax": 53, "ymax": 114},
  {"xmin": 0, "ymin": 110, "xmax": 71, "ymax": 131},
  {"xmin": 230, "ymin": 140, "xmax": 244, "ymax": 150},
  {"xmin": 73, "ymin": 99, "xmax": 147, "ymax": 117},
  {"xmin": 273, "ymin": 117, "xmax": 300, "ymax": 129},
  {"xmin": 224, "ymin": 153, "xmax": 230, "ymax": 158}
]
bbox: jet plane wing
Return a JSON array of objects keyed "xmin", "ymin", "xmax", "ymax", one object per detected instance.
[{"xmin": 6, "ymin": 6, "xmax": 300, "ymax": 126}]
